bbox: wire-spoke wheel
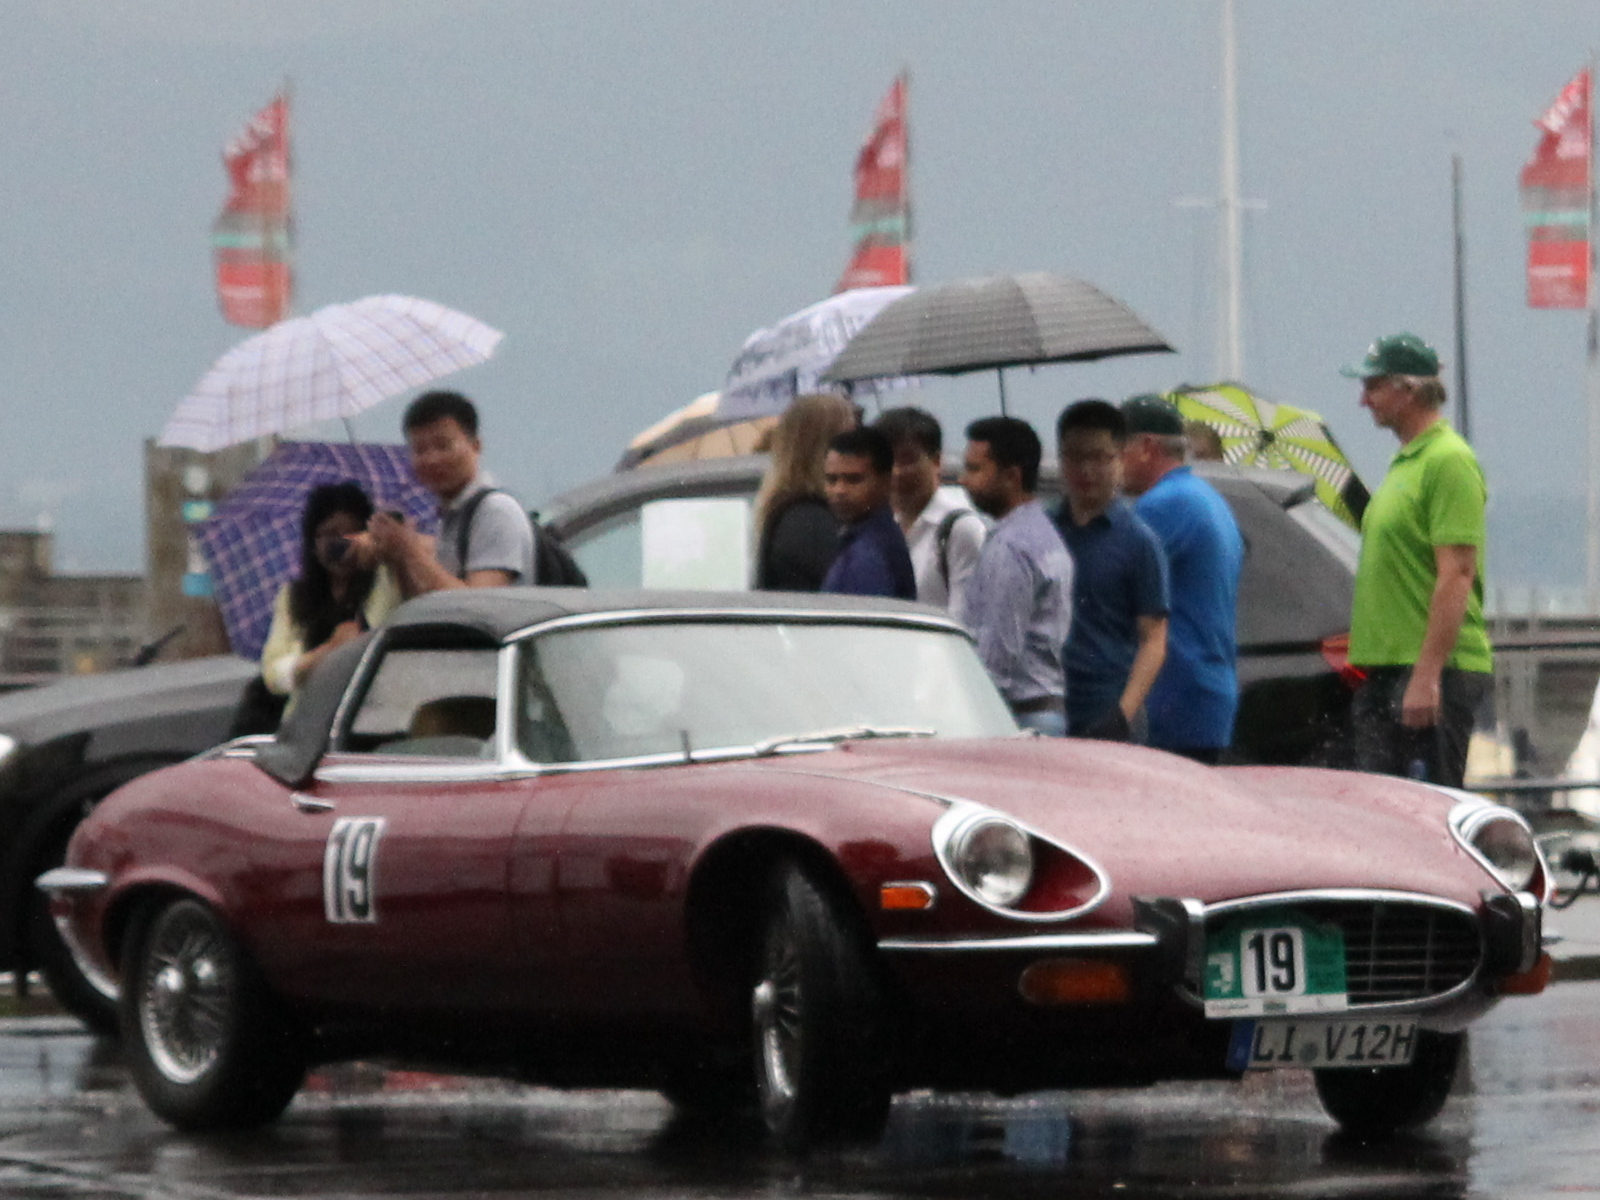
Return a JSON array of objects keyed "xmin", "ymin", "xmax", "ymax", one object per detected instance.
[
  {"xmin": 751, "ymin": 862, "xmax": 891, "ymax": 1150},
  {"xmin": 140, "ymin": 904, "xmax": 234, "ymax": 1083},
  {"xmin": 121, "ymin": 898, "xmax": 305, "ymax": 1131}
]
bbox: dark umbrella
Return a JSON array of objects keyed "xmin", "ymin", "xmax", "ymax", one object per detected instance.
[
  {"xmin": 193, "ymin": 441, "xmax": 439, "ymax": 660},
  {"xmin": 820, "ymin": 272, "xmax": 1173, "ymax": 414}
]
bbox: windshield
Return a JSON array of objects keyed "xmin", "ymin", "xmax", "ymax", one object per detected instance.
[{"xmin": 518, "ymin": 619, "xmax": 1017, "ymax": 763}]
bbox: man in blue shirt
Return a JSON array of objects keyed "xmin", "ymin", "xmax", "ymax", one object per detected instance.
[
  {"xmin": 1055, "ymin": 400, "xmax": 1170, "ymax": 741},
  {"xmin": 821, "ymin": 427, "xmax": 917, "ymax": 600},
  {"xmin": 1119, "ymin": 394, "xmax": 1244, "ymax": 763}
]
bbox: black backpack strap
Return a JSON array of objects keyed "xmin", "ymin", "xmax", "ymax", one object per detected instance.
[
  {"xmin": 935, "ymin": 508, "xmax": 967, "ymax": 588},
  {"xmin": 454, "ymin": 487, "xmax": 500, "ymax": 581}
]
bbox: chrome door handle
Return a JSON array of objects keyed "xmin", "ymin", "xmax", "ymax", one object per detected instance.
[{"xmin": 292, "ymin": 792, "xmax": 334, "ymax": 813}]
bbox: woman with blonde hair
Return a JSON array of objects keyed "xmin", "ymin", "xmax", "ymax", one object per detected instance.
[{"xmin": 754, "ymin": 392, "xmax": 858, "ymax": 590}]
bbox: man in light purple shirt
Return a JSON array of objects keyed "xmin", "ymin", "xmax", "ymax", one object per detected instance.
[{"xmin": 959, "ymin": 416, "xmax": 1075, "ymax": 735}]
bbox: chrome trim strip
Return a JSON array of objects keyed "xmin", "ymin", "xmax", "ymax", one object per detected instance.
[
  {"xmin": 291, "ymin": 791, "xmax": 335, "ymax": 813},
  {"xmin": 204, "ymin": 734, "xmax": 276, "ymax": 761},
  {"xmin": 1202, "ymin": 887, "xmax": 1477, "ymax": 918},
  {"xmin": 494, "ymin": 643, "xmax": 520, "ymax": 764},
  {"xmin": 35, "ymin": 868, "xmax": 108, "ymax": 894},
  {"xmin": 879, "ymin": 930, "xmax": 1157, "ymax": 953},
  {"xmin": 503, "ymin": 606, "xmax": 970, "ymax": 645},
  {"xmin": 52, "ymin": 913, "xmax": 117, "ymax": 1004},
  {"xmin": 315, "ymin": 759, "xmax": 524, "ymax": 785},
  {"xmin": 328, "ymin": 630, "xmax": 389, "ymax": 749},
  {"xmin": 930, "ymin": 802, "xmax": 1111, "ymax": 924}
]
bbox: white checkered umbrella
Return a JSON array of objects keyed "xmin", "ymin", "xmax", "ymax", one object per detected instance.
[{"xmin": 160, "ymin": 295, "xmax": 504, "ymax": 451}]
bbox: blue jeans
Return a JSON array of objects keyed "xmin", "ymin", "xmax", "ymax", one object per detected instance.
[{"xmin": 1015, "ymin": 707, "xmax": 1067, "ymax": 737}]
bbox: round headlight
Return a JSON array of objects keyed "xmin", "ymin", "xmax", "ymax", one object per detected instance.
[
  {"xmin": 951, "ymin": 816, "xmax": 1034, "ymax": 907},
  {"xmin": 1470, "ymin": 815, "xmax": 1540, "ymax": 892}
]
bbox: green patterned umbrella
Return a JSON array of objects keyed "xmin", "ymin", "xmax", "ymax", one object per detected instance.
[{"xmin": 1168, "ymin": 383, "xmax": 1369, "ymax": 528}]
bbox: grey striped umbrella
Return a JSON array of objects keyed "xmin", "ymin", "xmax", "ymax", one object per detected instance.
[{"xmin": 820, "ymin": 272, "xmax": 1172, "ymax": 413}]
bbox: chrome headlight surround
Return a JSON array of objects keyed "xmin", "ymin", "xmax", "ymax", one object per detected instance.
[
  {"xmin": 929, "ymin": 802, "xmax": 1111, "ymax": 921},
  {"xmin": 1447, "ymin": 796, "xmax": 1548, "ymax": 898},
  {"xmin": 946, "ymin": 811, "xmax": 1034, "ymax": 907}
]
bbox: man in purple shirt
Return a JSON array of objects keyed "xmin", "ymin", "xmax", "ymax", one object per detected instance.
[
  {"xmin": 821, "ymin": 427, "xmax": 917, "ymax": 600},
  {"xmin": 959, "ymin": 416, "xmax": 1074, "ymax": 735}
]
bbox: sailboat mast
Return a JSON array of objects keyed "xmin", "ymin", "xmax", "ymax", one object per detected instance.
[
  {"xmin": 1219, "ymin": 0, "xmax": 1243, "ymax": 382},
  {"xmin": 1452, "ymin": 154, "xmax": 1471, "ymax": 443}
]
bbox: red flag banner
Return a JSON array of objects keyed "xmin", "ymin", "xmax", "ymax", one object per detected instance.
[
  {"xmin": 834, "ymin": 74, "xmax": 910, "ymax": 294},
  {"xmin": 1521, "ymin": 70, "xmax": 1591, "ymax": 309},
  {"xmin": 212, "ymin": 94, "xmax": 292, "ymax": 327}
]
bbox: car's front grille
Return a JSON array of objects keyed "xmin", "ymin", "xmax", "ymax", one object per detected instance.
[{"xmin": 1287, "ymin": 900, "xmax": 1481, "ymax": 1006}]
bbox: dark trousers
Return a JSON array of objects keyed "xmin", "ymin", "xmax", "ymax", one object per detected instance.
[{"xmin": 1350, "ymin": 667, "xmax": 1491, "ymax": 788}]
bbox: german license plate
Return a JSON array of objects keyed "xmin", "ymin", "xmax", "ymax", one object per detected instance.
[
  {"xmin": 1203, "ymin": 908, "xmax": 1349, "ymax": 1018},
  {"xmin": 1227, "ymin": 1018, "xmax": 1420, "ymax": 1070}
]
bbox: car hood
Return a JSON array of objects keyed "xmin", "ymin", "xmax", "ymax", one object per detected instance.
[
  {"xmin": 0, "ymin": 655, "xmax": 257, "ymax": 745},
  {"xmin": 759, "ymin": 737, "xmax": 1488, "ymax": 908}
]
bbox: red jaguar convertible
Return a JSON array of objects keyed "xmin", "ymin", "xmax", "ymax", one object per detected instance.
[{"xmin": 41, "ymin": 590, "xmax": 1550, "ymax": 1146}]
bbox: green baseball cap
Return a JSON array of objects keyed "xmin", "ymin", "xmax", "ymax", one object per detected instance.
[
  {"xmin": 1120, "ymin": 393, "xmax": 1185, "ymax": 436},
  {"xmin": 1339, "ymin": 332, "xmax": 1440, "ymax": 379}
]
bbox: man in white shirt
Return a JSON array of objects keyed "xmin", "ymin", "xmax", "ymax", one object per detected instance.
[{"xmin": 874, "ymin": 407, "xmax": 986, "ymax": 618}]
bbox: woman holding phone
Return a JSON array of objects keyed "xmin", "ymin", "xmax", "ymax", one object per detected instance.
[{"xmin": 260, "ymin": 482, "xmax": 402, "ymax": 706}]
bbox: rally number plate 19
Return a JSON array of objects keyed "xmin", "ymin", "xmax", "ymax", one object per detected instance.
[
  {"xmin": 1226, "ymin": 1018, "xmax": 1420, "ymax": 1070},
  {"xmin": 1203, "ymin": 908, "xmax": 1349, "ymax": 1018}
]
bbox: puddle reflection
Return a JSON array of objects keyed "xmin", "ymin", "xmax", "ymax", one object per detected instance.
[{"xmin": 4, "ymin": 989, "xmax": 1600, "ymax": 1199}]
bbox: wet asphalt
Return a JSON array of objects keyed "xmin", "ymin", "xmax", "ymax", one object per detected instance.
[{"xmin": 0, "ymin": 974, "xmax": 1596, "ymax": 1200}]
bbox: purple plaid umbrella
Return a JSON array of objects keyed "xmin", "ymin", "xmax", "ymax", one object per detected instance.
[{"xmin": 194, "ymin": 441, "xmax": 439, "ymax": 660}]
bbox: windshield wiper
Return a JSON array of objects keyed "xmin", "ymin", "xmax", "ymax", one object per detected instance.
[{"xmin": 750, "ymin": 724, "xmax": 935, "ymax": 758}]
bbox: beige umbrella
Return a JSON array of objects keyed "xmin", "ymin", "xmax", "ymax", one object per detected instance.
[{"xmin": 617, "ymin": 392, "xmax": 777, "ymax": 471}]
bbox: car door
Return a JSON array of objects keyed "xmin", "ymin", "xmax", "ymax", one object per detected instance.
[
  {"xmin": 507, "ymin": 627, "xmax": 709, "ymax": 1020},
  {"xmin": 264, "ymin": 639, "xmax": 549, "ymax": 1013}
]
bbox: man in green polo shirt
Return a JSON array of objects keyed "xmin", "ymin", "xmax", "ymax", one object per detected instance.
[{"xmin": 1342, "ymin": 332, "xmax": 1492, "ymax": 787}]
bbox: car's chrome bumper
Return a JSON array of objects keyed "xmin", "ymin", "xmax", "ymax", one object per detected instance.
[
  {"xmin": 878, "ymin": 888, "xmax": 1543, "ymax": 1029},
  {"xmin": 34, "ymin": 868, "xmax": 119, "ymax": 1006}
]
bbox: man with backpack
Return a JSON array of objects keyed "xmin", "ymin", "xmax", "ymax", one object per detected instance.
[
  {"xmin": 874, "ymin": 406, "xmax": 986, "ymax": 618},
  {"xmin": 366, "ymin": 391, "xmax": 537, "ymax": 594}
]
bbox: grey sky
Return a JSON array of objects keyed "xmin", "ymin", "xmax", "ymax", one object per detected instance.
[{"xmin": 0, "ymin": 1, "xmax": 1591, "ymax": 587}]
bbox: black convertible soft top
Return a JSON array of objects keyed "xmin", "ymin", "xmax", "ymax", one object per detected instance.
[{"xmin": 253, "ymin": 587, "xmax": 945, "ymax": 787}]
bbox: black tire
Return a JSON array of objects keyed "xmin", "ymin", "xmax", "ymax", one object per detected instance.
[
  {"xmin": 26, "ymin": 832, "xmax": 120, "ymax": 1035},
  {"xmin": 1313, "ymin": 1030, "xmax": 1464, "ymax": 1139},
  {"xmin": 751, "ymin": 862, "xmax": 891, "ymax": 1149},
  {"xmin": 120, "ymin": 898, "xmax": 305, "ymax": 1131}
]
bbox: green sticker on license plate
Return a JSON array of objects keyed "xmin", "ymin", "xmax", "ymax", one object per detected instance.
[{"xmin": 1203, "ymin": 908, "xmax": 1348, "ymax": 1017}]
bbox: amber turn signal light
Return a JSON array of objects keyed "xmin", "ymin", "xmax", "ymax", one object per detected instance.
[
  {"xmin": 1018, "ymin": 958, "xmax": 1131, "ymax": 1005},
  {"xmin": 880, "ymin": 882, "xmax": 936, "ymax": 910},
  {"xmin": 1495, "ymin": 952, "xmax": 1552, "ymax": 995}
]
